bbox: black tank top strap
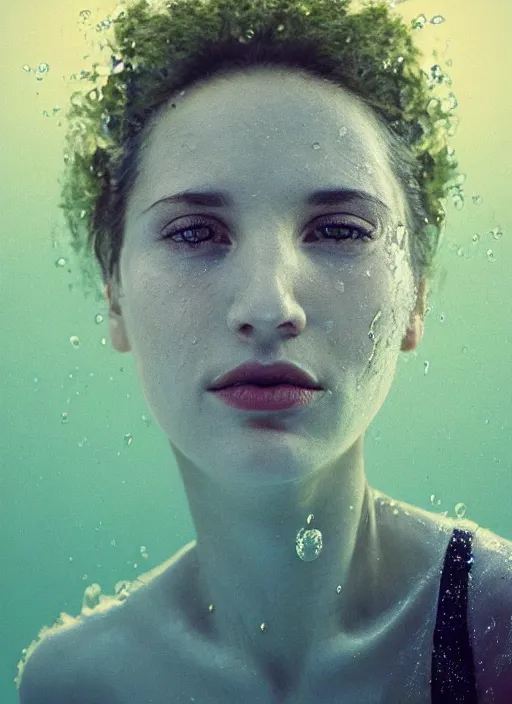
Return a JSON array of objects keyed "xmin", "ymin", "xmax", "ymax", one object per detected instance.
[{"xmin": 430, "ymin": 527, "xmax": 478, "ymax": 703}]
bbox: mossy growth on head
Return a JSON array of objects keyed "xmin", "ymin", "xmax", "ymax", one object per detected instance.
[{"xmin": 58, "ymin": 0, "xmax": 462, "ymax": 304}]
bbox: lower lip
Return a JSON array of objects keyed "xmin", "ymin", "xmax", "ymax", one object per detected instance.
[{"xmin": 210, "ymin": 384, "xmax": 322, "ymax": 411}]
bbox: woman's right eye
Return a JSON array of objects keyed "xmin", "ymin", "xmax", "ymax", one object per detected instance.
[{"xmin": 162, "ymin": 219, "xmax": 220, "ymax": 248}]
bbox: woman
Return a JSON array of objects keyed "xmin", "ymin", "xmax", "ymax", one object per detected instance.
[{"xmin": 17, "ymin": 1, "xmax": 512, "ymax": 702}]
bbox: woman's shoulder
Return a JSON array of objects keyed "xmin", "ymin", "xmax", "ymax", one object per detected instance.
[{"xmin": 375, "ymin": 489, "xmax": 512, "ymax": 699}]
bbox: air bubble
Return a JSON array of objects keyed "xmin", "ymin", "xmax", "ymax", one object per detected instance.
[
  {"xmin": 70, "ymin": 336, "xmax": 80, "ymax": 348},
  {"xmin": 95, "ymin": 314, "xmax": 104, "ymax": 324},
  {"xmin": 491, "ymin": 227, "xmax": 503, "ymax": 240},
  {"xmin": 296, "ymin": 527, "xmax": 323, "ymax": 562},
  {"xmin": 431, "ymin": 15, "xmax": 445, "ymax": 25},
  {"xmin": 412, "ymin": 14, "xmax": 427, "ymax": 30},
  {"xmin": 455, "ymin": 503, "xmax": 467, "ymax": 519},
  {"xmin": 312, "ymin": 142, "xmax": 321, "ymax": 150},
  {"xmin": 487, "ymin": 250, "xmax": 497, "ymax": 263}
]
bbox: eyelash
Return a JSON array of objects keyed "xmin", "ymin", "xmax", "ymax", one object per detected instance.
[{"xmin": 161, "ymin": 216, "xmax": 375, "ymax": 249}]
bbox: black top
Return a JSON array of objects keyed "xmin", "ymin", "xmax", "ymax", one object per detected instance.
[{"xmin": 431, "ymin": 527, "xmax": 478, "ymax": 703}]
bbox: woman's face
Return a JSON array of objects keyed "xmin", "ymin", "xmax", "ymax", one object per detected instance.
[{"xmin": 108, "ymin": 67, "xmax": 420, "ymax": 485}]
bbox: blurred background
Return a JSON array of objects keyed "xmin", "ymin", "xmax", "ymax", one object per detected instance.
[{"xmin": 1, "ymin": 0, "xmax": 511, "ymax": 700}]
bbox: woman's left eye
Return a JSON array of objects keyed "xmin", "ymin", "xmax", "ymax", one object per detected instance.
[
  {"xmin": 161, "ymin": 217, "xmax": 375, "ymax": 248},
  {"xmin": 310, "ymin": 222, "xmax": 374, "ymax": 243}
]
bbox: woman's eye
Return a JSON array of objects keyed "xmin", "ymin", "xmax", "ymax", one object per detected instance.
[{"xmin": 161, "ymin": 217, "xmax": 374, "ymax": 248}]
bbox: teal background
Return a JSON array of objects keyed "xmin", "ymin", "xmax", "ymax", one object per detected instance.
[{"xmin": 1, "ymin": 0, "xmax": 511, "ymax": 700}]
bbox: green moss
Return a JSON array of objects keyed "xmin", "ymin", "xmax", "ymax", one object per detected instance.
[{"xmin": 58, "ymin": 0, "xmax": 461, "ymax": 302}]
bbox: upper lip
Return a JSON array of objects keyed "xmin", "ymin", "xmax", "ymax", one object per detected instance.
[{"xmin": 208, "ymin": 361, "xmax": 323, "ymax": 391}]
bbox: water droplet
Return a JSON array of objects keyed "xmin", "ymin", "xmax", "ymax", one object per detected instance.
[
  {"xmin": 426, "ymin": 98, "xmax": 440, "ymax": 116},
  {"xmin": 276, "ymin": 24, "xmax": 285, "ymax": 33},
  {"xmin": 431, "ymin": 15, "xmax": 445, "ymax": 25},
  {"xmin": 70, "ymin": 336, "xmax": 80, "ymax": 348},
  {"xmin": 312, "ymin": 142, "xmax": 321, "ymax": 150},
  {"xmin": 124, "ymin": 433, "xmax": 133, "ymax": 447},
  {"xmin": 491, "ymin": 227, "xmax": 503, "ymax": 240},
  {"xmin": 95, "ymin": 313, "xmax": 104, "ymax": 324},
  {"xmin": 61, "ymin": 412, "xmax": 69, "ymax": 424},
  {"xmin": 260, "ymin": 622, "xmax": 268, "ymax": 633},
  {"xmin": 424, "ymin": 360, "xmax": 430, "ymax": 376},
  {"xmin": 430, "ymin": 64, "xmax": 445, "ymax": 83},
  {"xmin": 452, "ymin": 189, "xmax": 465, "ymax": 210},
  {"xmin": 238, "ymin": 28, "xmax": 255, "ymax": 44},
  {"xmin": 336, "ymin": 585, "xmax": 342, "ymax": 594},
  {"xmin": 444, "ymin": 92, "xmax": 459, "ymax": 112},
  {"xmin": 455, "ymin": 503, "xmax": 467, "ymax": 519},
  {"xmin": 55, "ymin": 257, "xmax": 66, "ymax": 267},
  {"xmin": 487, "ymin": 250, "xmax": 497, "ymax": 263},
  {"xmin": 412, "ymin": 14, "xmax": 427, "ymax": 30},
  {"xmin": 485, "ymin": 617, "xmax": 496, "ymax": 634},
  {"xmin": 430, "ymin": 494, "xmax": 442, "ymax": 506},
  {"xmin": 296, "ymin": 527, "xmax": 323, "ymax": 562},
  {"xmin": 208, "ymin": 603, "xmax": 215, "ymax": 613},
  {"xmin": 306, "ymin": 513, "xmax": 314, "ymax": 525},
  {"xmin": 472, "ymin": 234, "xmax": 480, "ymax": 244}
]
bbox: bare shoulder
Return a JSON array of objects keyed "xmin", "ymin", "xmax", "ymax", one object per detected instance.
[
  {"xmin": 16, "ymin": 547, "xmax": 193, "ymax": 703},
  {"xmin": 16, "ymin": 618, "xmax": 109, "ymax": 703},
  {"xmin": 468, "ymin": 524, "xmax": 512, "ymax": 700}
]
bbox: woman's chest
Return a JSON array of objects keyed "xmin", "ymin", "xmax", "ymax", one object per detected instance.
[{"xmin": 93, "ymin": 583, "xmax": 439, "ymax": 704}]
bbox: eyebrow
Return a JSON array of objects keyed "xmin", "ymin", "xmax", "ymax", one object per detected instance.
[{"xmin": 138, "ymin": 187, "xmax": 391, "ymax": 219}]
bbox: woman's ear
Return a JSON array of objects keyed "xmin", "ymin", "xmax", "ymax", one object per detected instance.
[
  {"xmin": 105, "ymin": 283, "xmax": 131, "ymax": 353},
  {"xmin": 401, "ymin": 278, "xmax": 426, "ymax": 352}
]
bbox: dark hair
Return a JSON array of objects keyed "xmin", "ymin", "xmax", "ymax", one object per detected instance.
[{"xmin": 58, "ymin": 0, "xmax": 462, "ymax": 304}]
